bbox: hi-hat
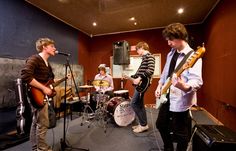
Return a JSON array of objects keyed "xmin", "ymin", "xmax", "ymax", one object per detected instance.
[
  {"xmin": 79, "ymin": 85, "xmax": 94, "ymax": 89},
  {"xmin": 92, "ymin": 80, "xmax": 109, "ymax": 87}
]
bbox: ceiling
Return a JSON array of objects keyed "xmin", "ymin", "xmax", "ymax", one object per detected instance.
[{"xmin": 25, "ymin": 0, "xmax": 220, "ymax": 37}]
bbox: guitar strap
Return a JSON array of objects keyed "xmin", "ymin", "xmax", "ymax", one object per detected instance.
[
  {"xmin": 156, "ymin": 49, "xmax": 195, "ymax": 108},
  {"xmin": 165, "ymin": 49, "xmax": 193, "ymax": 100},
  {"xmin": 170, "ymin": 49, "xmax": 194, "ymax": 78}
]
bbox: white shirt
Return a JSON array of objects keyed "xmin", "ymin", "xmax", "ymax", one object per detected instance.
[
  {"xmin": 94, "ymin": 74, "xmax": 114, "ymax": 93},
  {"xmin": 159, "ymin": 44, "xmax": 203, "ymax": 112}
]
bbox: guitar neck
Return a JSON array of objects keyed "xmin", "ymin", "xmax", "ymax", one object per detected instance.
[
  {"xmin": 51, "ymin": 77, "xmax": 67, "ymax": 87},
  {"xmin": 161, "ymin": 45, "xmax": 206, "ymax": 94},
  {"xmin": 161, "ymin": 67, "xmax": 185, "ymax": 94}
]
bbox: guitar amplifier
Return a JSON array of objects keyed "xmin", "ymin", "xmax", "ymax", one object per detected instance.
[{"xmin": 192, "ymin": 124, "xmax": 236, "ymax": 151}]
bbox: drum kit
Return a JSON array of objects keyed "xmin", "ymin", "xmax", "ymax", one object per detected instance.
[{"xmin": 78, "ymin": 80, "xmax": 135, "ymax": 132}]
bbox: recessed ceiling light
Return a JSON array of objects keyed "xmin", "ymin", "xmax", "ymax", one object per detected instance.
[
  {"xmin": 58, "ymin": 0, "xmax": 69, "ymax": 3},
  {"xmin": 92, "ymin": 22, "xmax": 97, "ymax": 26},
  {"xmin": 129, "ymin": 17, "xmax": 135, "ymax": 21},
  {"xmin": 177, "ymin": 8, "xmax": 184, "ymax": 14},
  {"xmin": 134, "ymin": 22, "xmax": 137, "ymax": 25}
]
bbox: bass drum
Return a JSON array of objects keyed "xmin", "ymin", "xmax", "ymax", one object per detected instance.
[{"xmin": 106, "ymin": 97, "xmax": 135, "ymax": 127}]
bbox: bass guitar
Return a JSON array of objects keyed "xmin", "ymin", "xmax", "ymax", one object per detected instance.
[
  {"xmin": 29, "ymin": 77, "xmax": 67, "ymax": 108},
  {"xmin": 156, "ymin": 45, "xmax": 206, "ymax": 109},
  {"xmin": 123, "ymin": 74, "xmax": 150, "ymax": 93}
]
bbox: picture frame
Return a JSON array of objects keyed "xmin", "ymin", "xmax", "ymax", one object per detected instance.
[{"xmin": 110, "ymin": 54, "xmax": 161, "ymax": 78}]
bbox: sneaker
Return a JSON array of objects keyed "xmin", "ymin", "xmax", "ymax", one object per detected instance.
[
  {"xmin": 132, "ymin": 125, "xmax": 140, "ymax": 130},
  {"xmin": 133, "ymin": 125, "xmax": 149, "ymax": 133}
]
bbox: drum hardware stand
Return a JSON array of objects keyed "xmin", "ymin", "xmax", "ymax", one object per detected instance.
[
  {"xmin": 80, "ymin": 91, "xmax": 110, "ymax": 133},
  {"xmin": 80, "ymin": 94, "xmax": 96, "ymax": 128},
  {"xmin": 95, "ymin": 92, "xmax": 110, "ymax": 133},
  {"xmin": 60, "ymin": 55, "xmax": 89, "ymax": 151}
]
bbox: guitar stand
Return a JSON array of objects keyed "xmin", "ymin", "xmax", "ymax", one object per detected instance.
[{"xmin": 60, "ymin": 56, "xmax": 89, "ymax": 151}]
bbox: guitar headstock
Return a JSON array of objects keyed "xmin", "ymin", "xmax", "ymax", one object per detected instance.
[{"xmin": 183, "ymin": 44, "xmax": 206, "ymax": 69}]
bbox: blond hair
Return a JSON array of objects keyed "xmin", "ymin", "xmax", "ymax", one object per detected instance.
[{"xmin": 35, "ymin": 38, "xmax": 55, "ymax": 52}]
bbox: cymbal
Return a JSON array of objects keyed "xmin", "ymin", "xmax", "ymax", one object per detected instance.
[
  {"xmin": 92, "ymin": 80, "xmax": 109, "ymax": 87},
  {"xmin": 79, "ymin": 85, "xmax": 94, "ymax": 89}
]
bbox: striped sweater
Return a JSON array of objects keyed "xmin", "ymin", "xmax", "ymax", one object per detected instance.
[{"xmin": 134, "ymin": 52, "xmax": 155, "ymax": 78}]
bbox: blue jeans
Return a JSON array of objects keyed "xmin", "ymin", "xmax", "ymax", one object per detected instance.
[{"xmin": 131, "ymin": 90, "xmax": 147, "ymax": 126}]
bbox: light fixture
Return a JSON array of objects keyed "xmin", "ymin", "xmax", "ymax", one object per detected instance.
[
  {"xmin": 134, "ymin": 22, "xmax": 137, "ymax": 25},
  {"xmin": 92, "ymin": 22, "xmax": 97, "ymax": 26},
  {"xmin": 129, "ymin": 17, "xmax": 135, "ymax": 21},
  {"xmin": 177, "ymin": 8, "xmax": 184, "ymax": 14},
  {"xmin": 58, "ymin": 0, "xmax": 69, "ymax": 3}
]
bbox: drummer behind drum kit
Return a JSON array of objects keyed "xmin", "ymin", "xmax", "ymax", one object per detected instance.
[{"xmin": 78, "ymin": 80, "xmax": 135, "ymax": 132}]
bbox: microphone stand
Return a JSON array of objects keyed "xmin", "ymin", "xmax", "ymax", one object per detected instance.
[{"xmin": 60, "ymin": 56, "xmax": 89, "ymax": 151}]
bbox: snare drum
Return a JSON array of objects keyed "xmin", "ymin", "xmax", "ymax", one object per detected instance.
[
  {"xmin": 113, "ymin": 90, "xmax": 129, "ymax": 99},
  {"xmin": 106, "ymin": 97, "xmax": 135, "ymax": 127}
]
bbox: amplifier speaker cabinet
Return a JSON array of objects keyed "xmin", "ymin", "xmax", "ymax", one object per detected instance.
[
  {"xmin": 192, "ymin": 124, "xmax": 236, "ymax": 151},
  {"xmin": 113, "ymin": 40, "xmax": 130, "ymax": 65}
]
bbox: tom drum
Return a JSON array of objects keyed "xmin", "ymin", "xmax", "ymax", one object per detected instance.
[{"xmin": 113, "ymin": 90, "xmax": 129, "ymax": 99}]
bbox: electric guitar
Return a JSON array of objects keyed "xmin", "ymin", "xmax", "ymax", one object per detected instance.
[
  {"xmin": 156, "ymin": 45, "xmax": 206, "ymax": 109},
  {"xmin": 29, "ymin": 77, "xmax": 67, "ymax": 108},
  {"xmin": 123, "ymin": 74, "xmax": 151, "ymax": 93}
]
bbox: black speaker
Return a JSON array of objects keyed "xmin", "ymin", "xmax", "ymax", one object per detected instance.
[
  {"xmin": 113, "ymin": 40, "xmax": 130, "ymax": 65},
  {"xmin": 192, "ymin": 124, "xmax": 236, "ymax": 151}
]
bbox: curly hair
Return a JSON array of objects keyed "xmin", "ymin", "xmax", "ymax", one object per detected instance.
[{"xmin": 162, "ymin": 23, "xmax": 188, "ymax": 42}]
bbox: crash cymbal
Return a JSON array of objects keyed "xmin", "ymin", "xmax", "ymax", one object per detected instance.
[
  {"xmin": 79, "ymin": 85, "xmax": 94, "ymax": 89},
  {"xmin": 92, "ymin": 80, "xmax": 109, "ymax": 87}
]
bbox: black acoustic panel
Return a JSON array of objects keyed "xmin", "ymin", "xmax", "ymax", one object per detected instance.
[
  {"xmin": 192, "ymin": 124, "xmax": 236, "ymax": 151},
  {"xmin": 113, "ymin": 40, "xmax": 130, "ymax": 65}
]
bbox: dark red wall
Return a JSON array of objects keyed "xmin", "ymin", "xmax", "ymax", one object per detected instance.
[
  {"xmin": 79, "ymin": 26, "xmax": 203, "ymax": 105},
  {"xmin": 78, "ymin": 0, "xmax": 236, "ymax": 131},
  {"xmin": 78, "ymin": 31, "xmax": 91, "ymax": 84},
  {"xmin": 199, "ymin": 0, "xmax": 236, "ymax": 131}
]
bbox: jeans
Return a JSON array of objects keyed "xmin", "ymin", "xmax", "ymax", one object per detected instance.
[{"xmin": 131, "ymin": 90, "xmax": 147, "ymax": 126}]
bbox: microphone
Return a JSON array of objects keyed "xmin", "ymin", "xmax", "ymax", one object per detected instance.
[{"xmin": 55, "ymin": 51, "xmax": 71, "ymax": 56}]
